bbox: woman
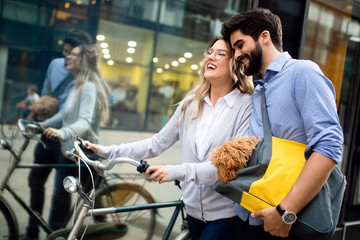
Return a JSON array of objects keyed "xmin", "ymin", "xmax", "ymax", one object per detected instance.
[
  {"xmin": 87, "ymin": 38, "xmax": 253, "ymax": 239},
  {"xmin": 43, "ymin": 44, "xmax": 109, "ymax": 230}
]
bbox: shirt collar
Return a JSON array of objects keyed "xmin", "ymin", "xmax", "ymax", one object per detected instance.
[
  {"xmin": 255, "ymin": 51, "xmax": 292, "ymax": 85},
  {"xmin": 204, "ymin": 88, "xmax": 240, "ymax": 108}
]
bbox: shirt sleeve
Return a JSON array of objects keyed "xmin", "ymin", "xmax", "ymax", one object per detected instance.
[
  {"xmin": 293, "ymin": 61, "xmax": 343, "ymax": 163},
  {"xmin": 98, "ymin": 103, "xmax": 182, "ymax": 161},
  {"xmin": 43, "ymin": 109, "xmax": 64, "ymax": 129},
  {"xmin": 58, "ymin": 84, "xmax": 97, "ymax": 141}
]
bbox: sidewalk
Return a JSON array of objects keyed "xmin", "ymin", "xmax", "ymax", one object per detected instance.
[{"xmin": 0, "ymin": 129, "xmax": 183, "ymax": 239}]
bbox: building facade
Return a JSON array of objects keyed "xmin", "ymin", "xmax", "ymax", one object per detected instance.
[{"xmin": 1, "ymin": 0, "xmax": 360, "ymax": 238}]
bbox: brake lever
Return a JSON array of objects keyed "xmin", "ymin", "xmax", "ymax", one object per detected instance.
[
  {"xmin": 76, "ymin": 136, "xmax": 95, "ymax": 156},
  {"xmin": 65, "ymin": 148, "xmax": 105, "ymax": 177}
]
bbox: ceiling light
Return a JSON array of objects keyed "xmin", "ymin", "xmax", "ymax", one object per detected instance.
[
  {"xmin": 126, "ymin": 57, "xmax": 133, "ymax": 63},
  {"xmin": 179, "ymin": 57, "xmax": 186, "ymax": 63},
  {"xmin": 102, "ymin": 49, "xmax": 109, "ymax": 54},
  {"xmin": 128, "ymin": 41, "xmax": 137, "ymax": 47},
  {"xmin": 164, "ymin": 64, "xmax": 170, "ymax": 69},
  {"xmin": 96, "ymin": 35, "xmax": 105, "ymax": 41},
  {"xmin": 107, "ymin": 60, "xmax": 114, "ymax": 65},
  {"xmin": 100, "ymin": 42, "xmax": 108, "ymax": 48},
  {"xmin": 153, "ymin": 57, "xmax": 159, "ymax": 63},
  {"xmin": 171, "ymin": 61, "xmax": 179, "ymax": 67},
  {"xmin": 156, "ymin": 68, "xmax": 163, "ymax": 73},
  {"xmin": 103, "ymin": 54, "xmax": 111, "ymax": 59},
  {"xmin": 349, "ymin": 36, "xmax": 360, "ymax": 42},
  {"xmin": 184, "ymin": 52, "xmax": 192, "ymax": 58},
  {"xmin": 127, "ymin": 48, "xmax": 135, "ymax": 54},
  {"xmin": 191, "ymin": 64, "xmax": 199, "ymax": 70}
]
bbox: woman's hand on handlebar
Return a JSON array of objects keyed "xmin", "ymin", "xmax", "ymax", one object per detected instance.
[
  {"xmin": 145, "ymin": 165, "xmax": 169, "ymax": 184},
  {"xmin": 43, "ymin": 127, "xmax": 61, "ymax": 140},
  {"xmin": 84, "ymin": 141, "xmax": 100, "ymax": 153}
]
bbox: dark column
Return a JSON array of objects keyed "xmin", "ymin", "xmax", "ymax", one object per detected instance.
[{"xmin": 252, "ymin": 0, "xmax": 310, "ymax": 59}]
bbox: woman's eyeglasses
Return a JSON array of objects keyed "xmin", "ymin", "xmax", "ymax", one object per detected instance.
[{"xmin": 203, "ymin": 48, "xmax": 228, "ymax": 60}]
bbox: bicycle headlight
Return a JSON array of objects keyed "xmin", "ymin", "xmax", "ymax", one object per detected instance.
[{"xmin": 63, "ymin": 176, "xmax": 79, "ymax": 193}]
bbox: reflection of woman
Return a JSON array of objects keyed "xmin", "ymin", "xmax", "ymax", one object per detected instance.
[
  {"xmin": 43, "ymin": 44, "xmax": 109, "ymax": 230},
  {"xmin": 87, "ymin": 38, "xmax": 254, "ymax": 239}
]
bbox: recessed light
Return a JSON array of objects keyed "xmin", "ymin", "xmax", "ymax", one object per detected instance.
[
  {"xmin": 96, "ymin": 35, "xmax": 105, "ymax": 41},
  {"xmin": 184, "ymin": 52, "xmax": 192, "ymax": 58},
  {"xmin": 191, "ymin": 64, "xmax": 199, "ymax": 70},
  {"xmin": 127, "ymin": 48, "xmax": 135, "ymax": 54},
  {"xmin": 100, "ymin": 42, "xmax": 108, "ymax": 48},
  {"xmin": 128, "ymin": 41, "xmax": 137, "ymax": 47},
  {"xmin": 179, "ymin": 57, "xmax": 186, "ymax": 63}
]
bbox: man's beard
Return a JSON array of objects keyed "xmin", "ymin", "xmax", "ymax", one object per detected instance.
[{"xmin": 242, "ymin": 42, "xmax": 262, "ymax": 76}]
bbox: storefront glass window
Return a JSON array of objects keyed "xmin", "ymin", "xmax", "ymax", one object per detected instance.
[{"xmin": 304, "ymin": 0, "xmax": 360, "ymax": 210}]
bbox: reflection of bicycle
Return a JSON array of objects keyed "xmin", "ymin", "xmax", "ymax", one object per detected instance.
[
  {"xmin": 0, "ymin": 119, "xmax": 20, "ymax": 140},
  {"xmin": 0, "ymin": 120, "xmax": 156, "ymax": 240}
]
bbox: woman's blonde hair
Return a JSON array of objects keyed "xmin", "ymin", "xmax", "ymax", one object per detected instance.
[
  {"xmin": 74, "ymin": 44, "xmax": 109, "ymax": 125},
  {"xmin": 179, "ymin": 38, "xmax": 254, "ymax": 123}
]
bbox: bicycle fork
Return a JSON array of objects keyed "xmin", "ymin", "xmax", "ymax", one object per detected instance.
[{"xmin": 66, "ymin": 204, "xmax": 91, "ymax": 240}]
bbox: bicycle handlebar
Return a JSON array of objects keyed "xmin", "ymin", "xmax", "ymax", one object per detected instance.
[
  {"xmin": 65, "ymin": 138, "xmax": 153, "ymax": 177},
  {"xmin": 17, "ymin": 119, "xmax": 45, "ymax": 138}
]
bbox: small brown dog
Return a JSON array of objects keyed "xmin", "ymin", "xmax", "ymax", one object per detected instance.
[
  {"xmin": 210, "ymin": 136, "xmax": 261, "ymax": 183},
  {"xmin": 28, "ymin": 96, "xmax": 58, "ymax": 121}
]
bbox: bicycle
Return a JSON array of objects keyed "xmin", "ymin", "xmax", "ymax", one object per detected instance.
[
  {"xmin": 0, "ymin": 107, "xmax": 25, "ymax": 140},
  {"xmin": 0, "ymin": 119, "xmax": 20, "ymax": 140},
  {"xmin": 0, "ymin": 119, "xmax": 157, "ymax": 240},
  {"xmin": 46, "ymin": 137, "xmax": 190, "ymax": 240}
]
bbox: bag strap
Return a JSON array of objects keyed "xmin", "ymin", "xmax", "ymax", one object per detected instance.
[{"xmin": 261, "ymin": 86, "xmax": 272, "ymax": 140}]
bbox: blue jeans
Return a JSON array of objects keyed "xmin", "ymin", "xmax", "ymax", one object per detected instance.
[
  {"xmin": 48, "ymin": 152, "xmax": 101, "ymax": 230},
  {"xmin": 187, "ymin": 214, "xmax": 237, "ymax": 240},
  {"xmin": 235, "ymin": 216, "xmax": 303, "ymax": 240}
]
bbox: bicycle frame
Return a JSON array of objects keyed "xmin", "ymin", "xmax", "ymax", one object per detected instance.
[
  {"xmin": 63, "ymin": 189, "xmax": 186, "ymax": 240},
  {"xmin": 59, "ymin": 139, "xmax": 189, "ymax": 240}
]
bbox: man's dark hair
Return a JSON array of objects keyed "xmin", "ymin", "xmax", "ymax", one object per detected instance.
[
  {"xmin": 221, "ymin": 8, "xmax": 283, "ymax": 52},
  {"xmin": 64, "ymin": 30, "xmax": 92, "ymax": 47}
]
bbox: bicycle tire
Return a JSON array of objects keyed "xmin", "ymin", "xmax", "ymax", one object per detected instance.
[
  {"xmin": 94, "ymin": 183, "xmax": 156, "ymax": 240},
  {"xmin": 0, "ymin": 196, "xmax": 18, "ymax": 240},
  {"xmin": 1, "ymin": 122, "xmax": 20, "ymax": 140}
]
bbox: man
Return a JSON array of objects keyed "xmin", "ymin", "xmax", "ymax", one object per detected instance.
[
  {"xmin": 23, "ymin": 30, "xmax": 92, "ymax": 240},
  {"xmin": 221, "ymin": 8, "xmax": 343, "ymax": 239}
]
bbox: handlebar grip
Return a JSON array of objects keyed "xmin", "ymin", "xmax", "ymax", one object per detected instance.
[
  {"xmin": 136, "ymin": 160, "xmax": 154, "ymax": 175},
  {"xmin": 76, "ymin": 136, "xmax": 95, "ymax": 156}
]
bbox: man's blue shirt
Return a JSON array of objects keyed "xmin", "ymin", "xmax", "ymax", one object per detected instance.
[
  {"xmin": 41, "ymin": 58, "xmax": 74, "ymax": 110},
  {"xmin": 235, "ymin": 52, "xmax": 344, "ymax": 225}
]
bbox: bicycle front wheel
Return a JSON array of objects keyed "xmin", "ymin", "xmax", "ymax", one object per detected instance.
[
  {"xmin": 0, "ymin": 196, "xmax": 18, "ymax": 240},
  {"xmin": 94, "ymin": 183, "xmax": 156, "ymax": 240}
]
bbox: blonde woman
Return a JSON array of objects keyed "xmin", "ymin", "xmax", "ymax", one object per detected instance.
[
  {"xmin": 42, "ymin": 44, "xmax": 109, "ymax": 230},
  {"xmin": 87, "ymin": 38, "xmax": 253, "ymax": 240}
]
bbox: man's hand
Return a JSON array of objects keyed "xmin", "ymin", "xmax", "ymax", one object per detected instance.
[{"xmin": 251, "ymin": 207, "xmax": 292, "ymax": 237}]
